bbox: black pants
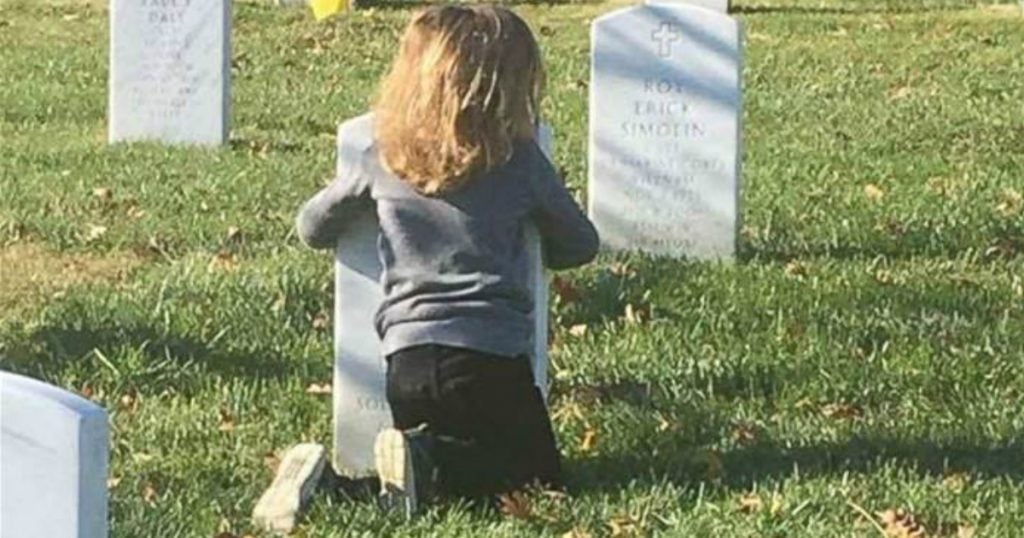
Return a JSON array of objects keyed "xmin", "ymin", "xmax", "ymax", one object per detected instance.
[{"xmin": 385, "ymin": 344, "xmax": 562, "ymax": 498}]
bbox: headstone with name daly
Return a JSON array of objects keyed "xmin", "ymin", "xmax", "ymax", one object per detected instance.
[
  {"xmin": 331, "ymin": 115, "xmax": 553, "ymax": 476},
  {"xmin": 109, "ymin": 0, "xmax": 231, "ymax": 145},
  {"xmin": 1, "ymin": 372, "xmax": 109, "ymax": 538},
  {"xmin": 588, "ymin": 3, "xmax": 742, "ymax": 259}
]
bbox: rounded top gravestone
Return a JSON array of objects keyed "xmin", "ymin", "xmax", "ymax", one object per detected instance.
[
  {"xmin": 1, "ymin": 372, "xmax": 110, "ymax": 538},
  {"xmin": 588, "ymin": 3, "xmax": 743, "ymax": 260}
]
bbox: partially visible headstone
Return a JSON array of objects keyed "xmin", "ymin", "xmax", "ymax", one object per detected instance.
[
  {"xmin": 645, "ymin": 0, "xmax": 731, "ymax": 12},
  {"xmin": 588, "ymin": 3, "xmax": 743, "ymax": 259},
  {"xmin": 109, "ymin": 0, "xmax": 231, "ymax": 145},
  {"xmin": 331, "ymin": 116, "xmax": 553, "ymax": 476},
  {"xmin": 252, "ymin": 443, "xmax": 327, "ymax": 535},
  {"xmin": 1, "ymin": 372, "xmax": 109, "ymax": 538}
]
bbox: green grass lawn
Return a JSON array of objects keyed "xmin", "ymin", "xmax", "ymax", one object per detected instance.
[{"xmin": 1, "ymin": 0, "xmax": 1023, "ymax": 536}]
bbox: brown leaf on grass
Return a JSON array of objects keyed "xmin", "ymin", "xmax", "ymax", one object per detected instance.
[
  {"xmin": 93, "ymin": 187, "xmax": 113, "ymax": 201},
  {"xmin": 888, "ymin": 85, "xmax": 913, "ymax": 101},
  {"xmin": 561, "ymin": 528, "xmax": 593, "ymax": 538},
  {"xmin": 608, "ymin": 515, "xmax": 640, "ymax": 537},
  {"xmin": 84, "ymin": 224, "xmax": 108, "ymax": 243},
  {"xmin": 552, "ymin": 276, "xmax": 582, "ymax": 304},
  {"xmin": 498, "ymin": 491, "xmax": 532, "ymax": 520},
  {"xmin": 957, "ymin": 524, "xmax": 976, "ymax": 538},
  {"xmin": 263, "ymin": 451, "xmax": 281, "ymax": 475},
  {"xmin": 822, "ymin": 402, "xmax": 862, "ymax": 420},
  {"xmin": 208, "ymin": 251, "xmax": 239, "ymax": 272},
  {"xmin": 141, "ymin": 482, "xmax": 159, "ymax": 504},
  {"xmin": 119, "ymin": 390, "xmax": 138, "ymax": 413},
  {"xmin": 568, "ymin": 324, "xmax": 588, "ymax": 338},
  {"xmin": 580, "ymin": 428, "xmax": 598, "ymax": 453},
  {"xmin": 995, "ymin": 188, "xmax": 1022, "ymax": 217},
  {"xmin": 878, "ymin": 509, "xmax": 926, "ymax": 537},
  {"xmin": 942, "ymin": 471, "xmax": 969, "ymax": 492},
  {"xmin": 864, "ymin": 183, "xmax": 886, "ymax": 201},
  {"xmin": 225, "ymin": 226, "xmax": 243, "ymax": 242},
  {"xmin": 126, "ymin": 205, "xmax": 146, "ymax": 220},
  {"xmin": 609, "ymin": 262, "xmax": 636, "ymax": 279},
  {"xmin": 784, "ymin": 260, "xmax": 807, "ymax": 278},
  {"xmin": 311, "ymin": 311, "xmax": 330, "ymax": 330},
  {"xmin": 623, "ymin": 302, "xmax": 650, "ymax": 325},
  {"xmin": 107, "ymin": 476, "xmax": 122, "ymax": 489},
  {"xmin": 731, "ymin": 422, "xmax": 758, "ymax": 445},
  {"xmin": 306, "ymin": 382, "xmax": 332, "ymax": 395},
  {"xmin": 737, "ymin": 492, "xmax": 763, "ymax": 513},
  {"xmin": 218, "ymin": 409, "xmax": 235, "ymax": 432}
]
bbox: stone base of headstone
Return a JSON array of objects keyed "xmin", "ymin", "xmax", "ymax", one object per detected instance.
[{"xmin": 252, "ymin": 444, "xmax": 327, "ymax": 535}]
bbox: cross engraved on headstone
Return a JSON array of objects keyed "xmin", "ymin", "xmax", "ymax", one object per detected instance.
[{"xmin": 651, "ymin": 22, "xmax": 682, "ymax": 57}]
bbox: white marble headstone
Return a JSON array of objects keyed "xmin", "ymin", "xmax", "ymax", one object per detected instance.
[
  {"xmin": 645, "ymin": 0, "xmax": 730, "ymax": 12},
  {"xmin": 331, "ymin": 119, "xmax": 553, "ymax": 476},
  {"xmin": 588, "ymin": 4, "xmax": 742, "ymax": 259},
  {"xmin": 1, "ymin": 372, "xmax": 109, "ymax": 538},
  {"xmin": 109, "ymin": 0, "xmax": 231, "ymax": 145}
]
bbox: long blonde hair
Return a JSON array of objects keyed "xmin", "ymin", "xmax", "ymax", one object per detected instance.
[{"xmin": 374, "ymin": 5, "xmax": 544, "ymax": 195}]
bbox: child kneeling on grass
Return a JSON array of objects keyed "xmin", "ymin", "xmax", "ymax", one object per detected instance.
[{"xmin": 296, "ymin": 5, "xmax": 599, "ymax": 514}]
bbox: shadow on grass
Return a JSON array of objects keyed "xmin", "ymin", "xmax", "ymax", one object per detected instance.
[
  {"xmin": 569, "ymin": 431, "xmax": 1024, "ymax": 494},
  {"xmin": 7, "ymin": 323, "xmax": 299, "ymax": 388},
  {"xmin": 732, "ymin": 3, "xmax": 972, "ymax": 15},
  {"xmin": 348, "ymin": 0, "xmax": 603, "ymax": 10}
]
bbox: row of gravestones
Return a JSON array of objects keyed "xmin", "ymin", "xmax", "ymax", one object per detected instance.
[
  {"xmin": 1, "ymin": 1, "xmax": 741, "ymax": 536},
  {"xmin": 109, "ymin": 0, "xmax": 741, "ymax": 260}
]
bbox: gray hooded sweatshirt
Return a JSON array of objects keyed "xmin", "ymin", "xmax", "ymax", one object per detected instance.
[{"xmin": 297, "ymin": 114, "xmax": 599, "ymax": 358}]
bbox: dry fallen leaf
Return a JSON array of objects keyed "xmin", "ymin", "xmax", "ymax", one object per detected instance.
[
  {"xmin": 225, "ymin": 226, "xmax": 243, "ymax": 242},
  {"xmin": 208, "ymin": 251, "xmax": 239, "ymax": 272},
  {"xmin": 263, "ymin": 451, "xmax": 281, "ymax": 475},
  {"xmin": 822, "ymin": 402, "xmax": 863, "ymax": 420},
  {"xmin": 943, "ymin": 471, "xmax": 969, "ymax": 492},
  {"xmin": 878, "ymin": 509, "xmax": 926, "ymax": 538},
  {"xmin": 737, "ymin": 492, "xmax": 763, "ymax": 513},
  {"xmin": 608, "ymin": 515, "xmax": 640, "ymax": 537},
  {"xmin": 306, "ymin": 382, "xmax": 332, "ymax": 395},
  {"xmin": 580, "ymin": 428, "xmax": 598, "ymax": 453},
  {"xmin": 498, "ymin": 491, "xmax": 533, "ymax": 520},
  {"xmin": 568, "ymin": 324, "xmax": 588, "ymax": 337},
  {"xmin": 957, "ymin": 524, "xmax": 976, "ymax": 538},
  {"xmin": 93, "ymin": 187, "xmax": 113, "ymax": 201},
  {"xmin": 119, "ymin": 390, "xmax": 138, "ymax": 412},
  {"xmin": 864, "ymin": 183, "xmax": 886, "ymax": 201},
  {"xmin": 84, "ymin": 224, "xmax": 108, "ymax": 243},
  {"xmin": 623, "ymin": 303, "xmax": 650, "ymax": 324},
  {"xmin": 218, "ymin": 409, "xmax": 235, "ymax": 432},
  {"xmin": 732, "ymin": 422, "xmax": 758, "ymax": 445},
  {"xmin": 107, "ymin": 476, "xmax": 122, "ymax": 489},
  {"xmin": 784, "ymin": 260, "xmax": 807, "ymax": 278},
  {"xmin": 311, "ymin": 311, "xmax": 330, "ymax": 330},
  {"xmin": 553, "ymin": 276, "xmax": 582, "ymax": 304},
  {"xmin": 141, "ymin": 482, "xmax": 159, "ymax": 504},
  {"xmin": 561, "ymin": 528, "xmax": 593, "ymax": 538}
]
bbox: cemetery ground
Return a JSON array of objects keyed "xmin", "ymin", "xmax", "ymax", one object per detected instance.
[{"xmin": 1, "ymin": 0, "xmax": 1022, "ymax": 535}]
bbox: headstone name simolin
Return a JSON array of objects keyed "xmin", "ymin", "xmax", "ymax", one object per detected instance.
[
  {"xmin": 588, "ymin": 3, "xmax": 743, "ymax": 260},
  {"xmin": 109, "ymin": 0, "xmax": 231, "ymax": 145}
]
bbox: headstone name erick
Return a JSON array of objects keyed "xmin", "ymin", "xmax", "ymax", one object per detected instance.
[
  {"xmin": 589, "ymin": 4, "xmax": 742, "ymax": 259},
  {"xmin": 1, "ymin": 372, "xmax": 110, "ymax": 538},
  {"xmin": 109, "ymin": 0, "xmax": 231, "ymax": 145},
  {"xmin": 331, "ymin": 115, "xmax": 552, "ymax": 476}
]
